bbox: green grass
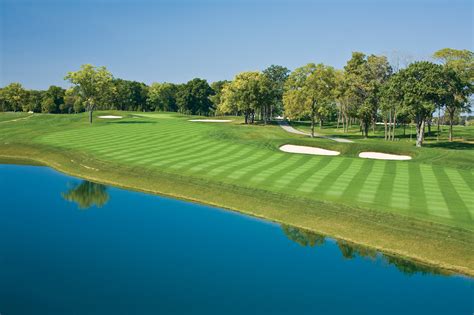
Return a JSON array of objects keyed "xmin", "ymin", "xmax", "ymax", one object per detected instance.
[
  {"xmin": 25, "ymin": 112, "xmax": 472, "ymax": 230},
  {"xmin": 0, "ymin": 112, "xmax": 31, "ymax": 123},
  {"xmin": 1, "ymin": 111, "xmax": 473, "ymax": 275}
]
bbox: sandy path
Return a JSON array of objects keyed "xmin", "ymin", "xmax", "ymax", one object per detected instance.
[
  {"xmin": 0, "ymin": 114, "xmax": 34, "ymax": 124},
  {"xmin": 280, "ymin": 144, "xmax": 340, "ymax": 156},
  {"xmin": 278, "ymin": 121, "xmax": 353, "ymax": 143}
]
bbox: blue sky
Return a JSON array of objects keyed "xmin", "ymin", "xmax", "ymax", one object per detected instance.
[{"xmin": 1, "ymin": 0, "xmax": 473, "ymax": 89}]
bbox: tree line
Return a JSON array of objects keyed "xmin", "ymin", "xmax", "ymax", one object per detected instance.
[{"xmin": 1, "ymin": 48, "xmax": 472, "ymax": 146}]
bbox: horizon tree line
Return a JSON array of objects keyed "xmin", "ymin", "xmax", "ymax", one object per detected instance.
[{"xmin": 0, "ymin": 48, "xmax": 472, "ymax": 146}]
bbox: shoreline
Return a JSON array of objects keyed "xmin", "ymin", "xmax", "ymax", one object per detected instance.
[{"xmin": 0, "ymin": 144, "xmax": 472, "ymax": 277}]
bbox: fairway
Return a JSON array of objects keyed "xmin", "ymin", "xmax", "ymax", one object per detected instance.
[{"xmin": 31, "ymin": 112, "xmax": 473, "ymax": 230}]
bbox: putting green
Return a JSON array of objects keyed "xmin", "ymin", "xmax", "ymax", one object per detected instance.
[{"xmin": 35, "ymin": 113, "xmax": 473, "ymax": 229}]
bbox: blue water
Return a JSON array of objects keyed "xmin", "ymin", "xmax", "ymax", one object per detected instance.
[{"xmin": 0, "ymin": 165, "xmax": 472, "ymax": 315}]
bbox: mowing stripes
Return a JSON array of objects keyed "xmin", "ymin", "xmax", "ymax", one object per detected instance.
[
  {"xmin": 271, "ymin": 157, "xmax": 319, "ymax": 190},
  {"xmin": 296, "ymin": 158, "xmax": 343, "ymax": 193},
  {"xmin": 431, "ymin": 166, "xmax": 471, "ymax": 221},
  {"xmin": 325, "ymin": 159, "xmax": 364, "ymax": 198},
  {"xmin": 357, "ymin": 161, "xmax": 386, "ymax": 204},
  {"xmin": 374, "ymin": 161, "xmax": 397, "ymax": 207},
  {"xmin": 248, "ymin": 155, "xmax": 304, "ymax": 184},
  {"xmin": 35, "ymin": 115, "xmax": 473, "ymax": 229},
  {"xmin": 314, "ymin": 159, "xmax": 354, "ymax": 196},
  {"xmin": 419, "ymin": 165, "xmax": 451, "ymax": 219},
  {"xmin": 342, "ymin": 159, "xmax": 374, "ymax": 201},
  {"xmin": 390, "ymin": 162, "xmax": 410, "ymax": 210},
  {"xmin": 408, "ymin": 163, "xmax": 428, "ymax": 216}
]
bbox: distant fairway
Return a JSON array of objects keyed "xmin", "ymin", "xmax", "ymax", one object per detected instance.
[{"xmin": 35, "ymin": 112, "xmax": 473, "ymax": 229}]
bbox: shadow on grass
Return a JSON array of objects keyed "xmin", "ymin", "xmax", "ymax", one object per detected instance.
[
  {"xmin": 424, "ymin": 141, "xmax": 474, "ymax": 150},
  {"xmin": 107, "ymin": 120, "xmax": 157, "ymax": 124}
]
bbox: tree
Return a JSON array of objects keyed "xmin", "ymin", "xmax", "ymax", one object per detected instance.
[
  {"xmin": 396, "ymin": 62, "xmax": 445, "ymax": 147},
  {"xmin": 0, "ymin": 83, "xmax": 28, "ymax": 112},
  {"xmin": 175, "ymin": 78, "xmax": 214, "ymax": 115},
  {"xmin": 380, "ymin": 74, "xmax": 403, "ymax": 141},
  {"xmin": 343, "ymin": 52, "xmax": 392, "ymax": 138},
  {"xmin": 209, "ymin": 80, "xmax": 230, "ymax": 115},
  {"xmin": 110, "ymin": 79, "xmax": 148, "ymax": 111},
  {"xmin": 219, "ymin": 71, "xmax": 270, "ymax": 124},
  {"xmin": 64, "ymin": 64, "xmax": 113, "ymax": 123},
  {"xmin": 366, "ymin": 55, "xmax": 392, "ymax": 134},
  {"xmin": 262, "ymin": 65, "xmax": 290, "ymax": 122},
  {"xmin": 283, "ymin": 63, "xmax": 337, "ymax": 137},
  {"xmin": 147, "ymin": 82, "xmax": 179, "ymax": 112},
  {"xmin": 334, "ymin": 69, "xmax": 353, "ymax": 132},
  {"xmin": 24, "ymin": 90, "xmax": 44, "ymax": 113},
  {"xmin": 433, "ymin": 48, "xmax": 473, "ymax": 141},
  {"xmin": 41, "ymin": 85, "xmax": 65, "ymax": 113}
]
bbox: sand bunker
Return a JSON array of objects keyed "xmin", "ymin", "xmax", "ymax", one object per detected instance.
[
  {"xmin": 280, "ymin": 144, "xmax": 340, "ymax": 156},
  {"xmin": 98, "ymin": 115, "xmax": 122, "ymax": 119},
  {"xmin": 359, "ymin": 152, "xmax": 411, "ymax": 160},
  {"xmin": 189, "ymin": 119, "xmax": 232, "ymax": 122}
]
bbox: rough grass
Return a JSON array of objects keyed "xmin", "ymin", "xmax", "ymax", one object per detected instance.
[{"xmin": 0, "ymin": 111, "xmax": 473, "ymax": 275}]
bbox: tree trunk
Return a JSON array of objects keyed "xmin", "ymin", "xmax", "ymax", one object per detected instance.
[
  {"xmin": 384, "ymin": 117, "xmax": 387, "ymax": 141},
  {"xmin": 310, "ymin": 102, "xmax": 316, "ymax": 138},
  {"xmin": 437, "ymin": 107, "xmax": 441, "ymax": 141},
  {"xmin": 89, "ymin": 109, "xmax": 93, "ymax": 124},
  {"xmin": 392, "ymin": 110, "xmax": 397, "ymax": 141},
  {"xmin": 415, "ymin": 116, "xmax": 425, "ymax": 147},
  {"xmin": 449, "ymin": 108, "xmax": 454, "ymax": 142},
  {"xmin": 319, "ymin": 118, "xmax": 323, "ymax": 129}
]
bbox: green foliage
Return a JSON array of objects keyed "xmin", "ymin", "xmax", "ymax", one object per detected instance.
[
  {"xmin": 175, "ymin": 78, "xmax": 214, "ymax": 115},
  {"xmin": 343, "ymin": 52, "xmax": 392, "ymax": 137},
  {"xmin": 220, "ymin": 71, "xmax": 271, "ymax": 123},
  {"xmin": 263, "ymin": 65, "xmax": 290, "ymax": 117},
  {"xmin": 209, "ymin": 80, "xmax": 230, "ymax": 114},
  {"xmin": 0, "ymin": 83, "xmax": 28, "ymax": 112},
  {"xmin": 148, "ymin": 82, "xmax": 179, "ymax": 112},
  {"xmin": 110, "ymin": 79, "xmax": 149, "ymax": 111},
  {"xmin": 395, "ymin": 61, "xmax": 445, "ymax": 146},
  {"xmin": 65, "ymin": 64, "xmax": 113, "ymax": 122},
  {"xmin": 41, "ymin": 85, "xmax": 65, "ymax": 113},
  {"xmin": 283, "ymin": 63, "xmax": 337, "ymax": 135}
]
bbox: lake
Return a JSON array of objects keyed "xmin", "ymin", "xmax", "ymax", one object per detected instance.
[{"xmin": 0, "ymin": 164, "xmax": 471, "ymax": 314}]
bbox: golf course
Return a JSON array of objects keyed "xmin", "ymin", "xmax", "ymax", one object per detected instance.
[{"xmin": 1, "ymin": 111, "xmax": 472, "ymax": 275}]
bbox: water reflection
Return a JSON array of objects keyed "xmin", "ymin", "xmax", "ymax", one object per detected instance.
[
  {"xmin": 62, "ymin": 180, "xmax": 109, "ymax": 209},
  {"xmin": 281, "ymin": 224, "xmax": 449, "ymax": 276}
]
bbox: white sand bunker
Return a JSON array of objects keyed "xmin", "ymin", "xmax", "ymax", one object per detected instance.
[
  {"xmin": 98, "ymin": 115, "xmax": 122, "ymax": 119},
  {"xmin": 359, "ymin": 152, "xmax": 411, "ymax": 160},
  {"xmin": 280, "ymin": 144, "xmax": 340, "ymax": 156},
  {"xmin": 189, "ymin": 119, "xmax": 232, "ymax": 122}
]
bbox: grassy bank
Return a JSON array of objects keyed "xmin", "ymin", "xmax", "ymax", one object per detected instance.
[{"xmin": 0, "ymin": 111, "xmax": 473, "ymax": 276}]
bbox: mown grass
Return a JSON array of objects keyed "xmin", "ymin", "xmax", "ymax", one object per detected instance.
[{"xmin": 0, "ymin": 111, "xmax": 473, "ymax": 275}]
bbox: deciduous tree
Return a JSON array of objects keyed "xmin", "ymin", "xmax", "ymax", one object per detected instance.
[{"xmin": 65, "ymin": 64, "xmax": 113, "ymax": 123}]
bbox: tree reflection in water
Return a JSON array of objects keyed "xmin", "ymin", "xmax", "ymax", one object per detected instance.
[
  {"xmin": 62, "ymin": 180, "xmax": 109, "ymax": 209},
  {"xmin": 281, "ymin": 224, "xmax": 449, "ymax": 276}
]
